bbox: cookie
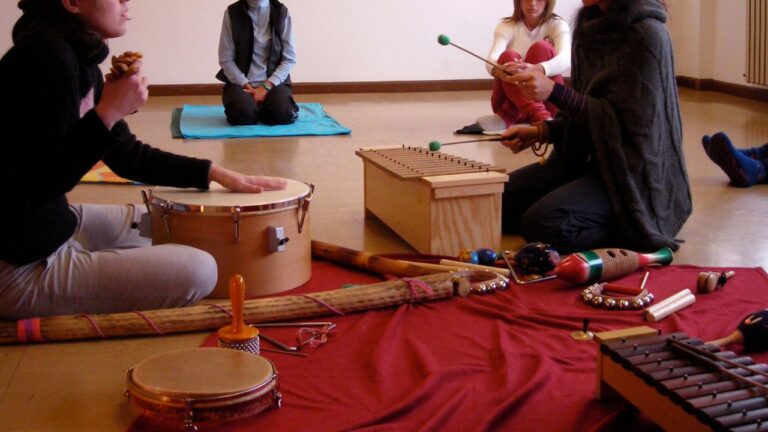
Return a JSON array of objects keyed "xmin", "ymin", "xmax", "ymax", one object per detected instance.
[{"xmin": 105, "ymin": 51, "xmax": 143, "ymax": 82}]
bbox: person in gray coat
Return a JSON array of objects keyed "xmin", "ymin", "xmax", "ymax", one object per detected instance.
[{"xmin": 495, "ymin": 0, "xmax": 690, "ymax": 254}]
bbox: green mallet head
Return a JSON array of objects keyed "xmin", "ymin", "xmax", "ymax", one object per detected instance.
[
  {"xmin": 428, "ymin": 141, "xmax": 441, "ymax": 151},
  {"xmin": 437, "ymin": 34, "xmax": 450, "ymax": 46}
]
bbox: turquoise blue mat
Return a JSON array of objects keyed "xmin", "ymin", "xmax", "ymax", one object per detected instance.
[{"xmin": 178, "ymin": 103, "xmax": 351, "ymax": 139}]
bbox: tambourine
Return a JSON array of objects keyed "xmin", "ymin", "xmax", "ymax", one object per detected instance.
[{"xmin": 126, "ymin": 348, "xmax": 280, "ymax": 429}]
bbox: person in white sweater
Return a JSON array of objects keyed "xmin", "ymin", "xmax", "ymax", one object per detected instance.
[{"xmin": 458, "ymin": 0, "xmax": 571, "ymax": 134}]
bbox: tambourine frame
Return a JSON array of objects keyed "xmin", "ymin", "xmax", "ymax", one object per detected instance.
[{"xmin": 125, "ymin": 367, "xmax": 279, "ymax": 409}]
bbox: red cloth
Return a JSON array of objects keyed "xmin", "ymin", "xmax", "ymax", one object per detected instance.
[{"xmin": 129, "ymin": 263, "xmax": 768, "ymax": 432}]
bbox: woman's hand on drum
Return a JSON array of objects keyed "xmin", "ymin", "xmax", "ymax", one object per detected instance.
[
  {"xmin": 95, "ymin": 59, "xmax": 149, "ymax": 130},
  {"xmin": 208, "ymin": 165, "xmax": 287, "ymax": 193},
  {"xmin": 499, "ymin": 124, "xmax": 542, "ymax": 154}
]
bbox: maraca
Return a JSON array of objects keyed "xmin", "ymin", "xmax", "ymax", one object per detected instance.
[
  {"xmin": 552, "ymin": 247, "xmax": 673, "ymax": 285},
  {"xmin": 514, "ymin": 242, "xmax": 560, "ymax": 275},
  {"xmin": 709, "ymin": 309, "xmax": 768, "ymax": 352},
  {"xmin": 457, "ymin": 248, "xmax": 498, "ymax": 266}
]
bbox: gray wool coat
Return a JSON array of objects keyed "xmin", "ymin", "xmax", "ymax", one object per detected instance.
[{"xmin": 554, "ymin": 0, "xmax": 692, "ymax": 251}]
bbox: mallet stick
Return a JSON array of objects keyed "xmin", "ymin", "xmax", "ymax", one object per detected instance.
[{"xmin": 437, "ymin": 34, "xmax": 510, "ymax": 74}]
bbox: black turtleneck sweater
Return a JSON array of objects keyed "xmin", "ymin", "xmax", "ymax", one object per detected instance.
[{"xmin": 0, "ymin": 34, "xmax": 212, "ymax": 265}]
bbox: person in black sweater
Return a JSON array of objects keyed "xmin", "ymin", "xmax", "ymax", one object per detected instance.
[{"xmin": 0, "ymin": 0, "xmax": 286, "ymax": 320}]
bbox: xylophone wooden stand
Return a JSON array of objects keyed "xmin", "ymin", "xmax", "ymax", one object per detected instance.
[
  {"xmin": 596, "ymin": 330, "xmax": 768, "ymax": 431},
  {"xmin": 596, "ymin": 334, "xmax": 711, "ymax": 431},
  {"xmin": 356, "ymin": 146, "xmax": 508, "ymax": 256}
]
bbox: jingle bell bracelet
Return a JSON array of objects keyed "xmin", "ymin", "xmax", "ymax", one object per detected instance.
[
  {"xmin": 581, "ymin": 282, "xmax": 655, "ymax": 310},
  {"xmin": 451, "ymin": 270, "xmax": 510, "ymax": 297}
]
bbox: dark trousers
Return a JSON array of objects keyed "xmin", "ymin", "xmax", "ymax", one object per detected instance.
[
  {"xmin": 502, "ymin": 157, "xmax": 620, "ymax": 254},
  {"xmin": 222, "ymin": 83, "xmax": 299, "ymax": 126}
]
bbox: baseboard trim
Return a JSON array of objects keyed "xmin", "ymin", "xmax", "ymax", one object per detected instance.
[
  {"xmin": 148, "ymin": 77, "xmax": 768, "ymax": 102},
  {"xmin": 676, "ymin": 76, "xmax": 768, "ymax": 102},
  {"xmin": 148, "ymin": 79, "xmax": 494, "ymax": 97}
]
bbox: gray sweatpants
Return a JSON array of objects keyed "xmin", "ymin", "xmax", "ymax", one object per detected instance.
[{"xmin": 0, "ymin": 204, "xmax": 217, "ymax": 320}]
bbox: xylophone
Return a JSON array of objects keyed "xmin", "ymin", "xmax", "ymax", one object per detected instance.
[
  {"xmin": 356, "ymin": 146, "xmax": 506, "ymax": 179},
  {"xmin": 356, "ymin": 146, "xmax": 508, "ymax": 255},
  {"xmin": 598, "ymin": 332, "xmax": 768, "ymax": 431}
]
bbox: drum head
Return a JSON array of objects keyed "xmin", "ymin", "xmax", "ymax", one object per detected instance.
[
  {"xmin": 149, "ymin": 178, "xmax": 311, "ymax": 214},
  {"xmin": 129, "ymin": 347, "xmax": 274, "ymax": 399}
]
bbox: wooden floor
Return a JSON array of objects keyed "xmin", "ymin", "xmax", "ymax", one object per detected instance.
[{"xmin": 0, "ymin": 88, "xmax": 767, "ymax": 431}]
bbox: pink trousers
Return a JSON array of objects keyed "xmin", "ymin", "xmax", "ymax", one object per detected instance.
[{"xmin": 491, "ymin": 40, "xmax": 564, "ymax": 125}]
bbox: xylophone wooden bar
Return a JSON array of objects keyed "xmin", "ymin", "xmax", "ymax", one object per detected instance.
[
  {"xmin": 598, "ymin": 332, "xmax": 768, "ymax": 431},
  {"xmin": 356, "ymin": 146, "xmax": 506, "ymax": 179}
]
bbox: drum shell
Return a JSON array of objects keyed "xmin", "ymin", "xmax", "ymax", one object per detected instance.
[
  {"xmin": 149, "ymin": 194, "xmax": 311, "ymax": 299},
  {"xmin": 128, "ymin": 374, "xmax": 278, "ymax": 424}
]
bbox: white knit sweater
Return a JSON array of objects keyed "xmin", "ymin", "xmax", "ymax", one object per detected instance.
[{"xmin": 485, "ymin": 16, "xmax": 571, "ymax": 77}]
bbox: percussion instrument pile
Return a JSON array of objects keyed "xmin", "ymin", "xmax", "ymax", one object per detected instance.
[{"xmin": 1, "ymin": 266, "xmax": 507, "ymax": 344}]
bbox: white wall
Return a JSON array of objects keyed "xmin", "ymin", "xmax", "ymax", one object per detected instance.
[
  {"xmin": 666, "ymin": 0, "xmax": 751, "ymax": 86},
  {"xmin": 667, "ymin": 0, "xmax": 702, "ymax": 78},
  {"xmin": 0, "ymin": 0, "xmax": 580, "ymax": 84},
  {"xmin": 0, "ymin": 0, "xmax": 754, "ymax": 87}
]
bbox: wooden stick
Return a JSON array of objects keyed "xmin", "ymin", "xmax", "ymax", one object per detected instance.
[
  {"xmin": 708, "ymin": 330, "xmax": 744, "ymax": 347},
  {"xmin": 311, "ymin": 240, "xmax": 439, "ymax": 277},
  {"xmin": 398, "ymin": 260, "xmax": 467, "ymax": 273},
  {"xmin": 443, "ymin": 40, "xmax": 505, "ymax": 72},
  {"xmin": 436, "ymin": 137, "xmax": 504, "ymax": 147},
  {"xmin": 645, "ymin": 291, "xmax": 696, "ymax": 322},
  {"xmin": 439, "ymin": 259, "xmax": 510, "ymax": 276},
  {"xmin": 603, "ymin": 271, "xmax": 650, "ymax": 296},
  {"xmin": 668, "ymin": 338, "xmax": 768, "ymax": 392},
  {"xmin": 645, "ymin": 288, "xmax": 693, "ymax": 316},
  {"xmin": 0, "ymin": 271, "xmax": 470, "ymax": 344}
]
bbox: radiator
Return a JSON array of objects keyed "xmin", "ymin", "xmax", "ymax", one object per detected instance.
[{"xmin": 748, "ymin": 0, "xmax": 767, "ymax": 85}]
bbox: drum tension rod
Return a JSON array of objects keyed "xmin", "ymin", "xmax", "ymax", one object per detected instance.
[
  {"xmin": 160, "ymin": 201, "xmax": 172, "ymax": 238},
  {"xmin": 140, "ymin": 190, "xmax": 152, "ymax": 215},
  {"xmin": 297, "ymin": 184, "xmax": 315, "ymax": 233},
  {"xmin": 233, "ymin": 206, "xmax": 241, "ymax": 244}
]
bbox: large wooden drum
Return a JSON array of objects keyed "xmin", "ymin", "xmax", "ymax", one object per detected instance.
[
  {"xmin": 145, "ymin": 179, "xmax": 314, "ymax": 298},
  {"xmin": 126, "ymin": 348, "xmax": 281, "ymax": 429}
]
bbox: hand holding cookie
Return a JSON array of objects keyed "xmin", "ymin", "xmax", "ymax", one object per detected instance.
[
  {"xmin": 96, "ymin": 50, "xmax": 148, "ymax": 129},
  {"xmin": 105, "ymin": 51, "xmax": 143, "ymax": 82}
]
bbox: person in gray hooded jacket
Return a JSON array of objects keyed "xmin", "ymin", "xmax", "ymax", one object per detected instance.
[{"xmin": 495, "ymin": 0, "xmax": 691, "ymax": 254}]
